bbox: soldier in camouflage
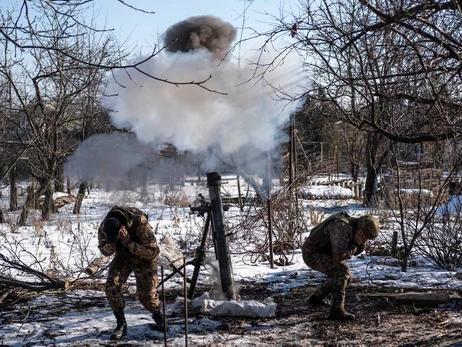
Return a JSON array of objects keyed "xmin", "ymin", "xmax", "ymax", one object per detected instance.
[
  {"xmin": 302, "ymin": 212, "xmax": 379, "ymax": 320},
  {"xmin": 98, "ymin": 206, "xmax": 166, "ymax": 340}
]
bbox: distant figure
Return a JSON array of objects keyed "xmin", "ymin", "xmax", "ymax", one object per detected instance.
[
  {"xmin": 98, "ymin": 206, "xmax": 166, "ymax": 341},
  {"xmin": 302, "ymin": 212, "xmax": 379, "ymax": 320}
]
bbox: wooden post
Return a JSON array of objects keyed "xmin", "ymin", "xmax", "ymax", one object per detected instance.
[
  {"xmin": 266, "ymin": 151, "xmax": 274, "ymax": 269},
  {"xmin": 267, "ymin": 199, "xmax": 274, "ymax": 269}
]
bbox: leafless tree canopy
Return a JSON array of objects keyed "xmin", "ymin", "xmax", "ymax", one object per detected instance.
[
  {"xmin": 256, "ymin": 0, "xmax": 462, "ymax": 143},
  {"xmin": 0, "ymin": 1, "xmax": 217, "ymax": 89},
  {"xmin": 245, "ymin": 0, "xmax": 462, "ymax": 208}
]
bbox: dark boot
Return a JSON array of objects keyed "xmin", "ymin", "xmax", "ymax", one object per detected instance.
[
  {"xmin": 110, "ymin": 309, "xmax": 127, "ymax": 341},
  {"xmin": 328, "ymin": 277, "xmax": 355, "ymax": 321},
  {"xmin": 329, "ymin": 307, "xmax": 355, "ymax": 321},
  {"xmin": 308, "ymin": 294, "xmax": 331, "ymax": 307},
  {"xmin": 152, "ymin": 310, "xmax": 168, "ymax": 331},
  {"xmin": 308, "ymin": 279, "xmax": 332, "ymax": 307}
]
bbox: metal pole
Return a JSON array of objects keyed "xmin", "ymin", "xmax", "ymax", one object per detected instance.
[
  {"xmin": 289, "ymin": 113, "xmax": 295, "ymax": 241},
  {"xmin": 183, "ymin": 257, "xmax": 188, "ymax": 346},
  {"xmin": 267, "ymin": 199, "xmax": 274, "ymax": 268},
  {"xmin": 161, "ymin": 266, "xmax": 167, "ymax": 346},
  {"xmin": 236, "ymin": 169, "xmax": 244, "ymax": 212},
  {"xmin": 289, "ymin": 113, "xmax": 294, "ymax": 188},
  {"xmin": 206, "ymin": 172, "xmax": 236, "ymax": 300},
  {"xmin": 266, "ymin": 152, "xmax": 274, "ymax": 269}
]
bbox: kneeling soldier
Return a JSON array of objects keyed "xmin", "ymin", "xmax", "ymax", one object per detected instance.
[{"xmin": 302, "ymin": 212, "xmax": 379, "ymax": 320}]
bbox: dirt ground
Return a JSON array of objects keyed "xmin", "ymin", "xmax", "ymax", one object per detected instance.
[
  {"xmin": 1, "ymin": 281, "xmax": 462, "ymax": 346},
  {"xmin": 238, "ymin": 284, "xmax": 462, "ymax": 346},
  {"xmin": 160, "ymin": 280, "xmax": 462, "ymax": 346}
]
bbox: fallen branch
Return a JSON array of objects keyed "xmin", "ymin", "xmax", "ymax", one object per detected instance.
[
  {"xmin": 0, "ymin": 288, "xmax": 13, "ymax": 304},
  {"xmin": 84, "ymin": 256, "xmax": 111, "ymax": 277},
  {"xmin": 0, "ymin": 277, "xmax": 66, "ymax": 292},
  {"xmin": 0, "ymin": 253, "xmax": 67, "ymax": 292}
]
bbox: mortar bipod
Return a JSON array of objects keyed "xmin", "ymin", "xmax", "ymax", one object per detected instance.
[{"xmin": 156, "ymin": 194, "xmax": 215, "ymax": 300}]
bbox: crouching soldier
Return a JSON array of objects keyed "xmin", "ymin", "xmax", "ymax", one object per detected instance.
[
  {"xmin": 98, "ymin": 206, "xmax": 167, "ymax": 340},
  {"xmin": 302, "ymin": 212, "xmax": 379, "ymax": 320}
]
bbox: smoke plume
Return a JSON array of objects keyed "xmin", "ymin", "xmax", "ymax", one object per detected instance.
[
  {"xmin": 66, "ymin": 15, "xmax": 308, "ymax": 182},
  {"xmin": 106, "ymin": 16, "xmax": 306, "ymax": 157},
  {"xmin": 65, "ymin": 133, "xmax": 153, "ymax": 184}
]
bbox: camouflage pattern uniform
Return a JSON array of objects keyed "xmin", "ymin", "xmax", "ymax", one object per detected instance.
[
  {"xmin": 98, "ymin": 206, "xmax": 160, "ymax": 314},
  {"xmin": 302, "ymin": 212, "xmax": 367, "ymax": 320}
]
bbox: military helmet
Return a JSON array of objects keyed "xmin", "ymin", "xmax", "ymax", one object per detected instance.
[{"xmin": 357, "ymin": 215, "xmax": 379, "ymax": 239}]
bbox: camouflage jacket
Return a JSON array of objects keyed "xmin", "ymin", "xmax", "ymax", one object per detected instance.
[
  {"xmin": 98, "ymin": 206, "xmax": 159, "ymax": 264},
  {"xmin": 304, "ymin": 212, "xmax": 365, "ymax": 262}
]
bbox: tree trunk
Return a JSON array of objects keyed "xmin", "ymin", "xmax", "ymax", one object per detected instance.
[
  {"xmin": 363, "ymin": 164, "xmax": 378, "ymax": 207},
  {"xmin": 55, "ymin": 163, "xmax": 64, "ymax": 192},
  {"xmin": 73, "ymin": 182, "xmax": 87, "ymax": 215},
  {"xmin": 350, "ymin": 161, "xmax": 359, "ymax": 183},
  {"xmin": 18, "ymin": 184, "xmax": 35, "ymax": 226},
  {"xmin": 401, "ymin": 251, "xmax": 410, "ymax": 272},
  {"xmin": 9, "ymin": 165, "xmax": 18, "ymax": 211},
  {"xmin": 66, "ymin": 178, "xmax": 72, "ymax": 195},
  {"xmin": 41, "ymin": 183, "xmax": 55, "ymax": 221},
  {"xmin": 363, "ymin": 133, "xmax": 380, "ymax": 207}
]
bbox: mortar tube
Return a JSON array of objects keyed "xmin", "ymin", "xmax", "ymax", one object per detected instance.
[{"xmin": 207, "ymin": 172, "xmax": 236, "ymax": 301}]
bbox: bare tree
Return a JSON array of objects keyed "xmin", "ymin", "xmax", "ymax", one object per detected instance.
[
  {"xmin": 385, "ymin": 141, "xmax": 462, "ymax": 271},
  {"xmin": 251, "ymin": 0, "xmax": 462, "ymax": 205},
  {"xmin": 416, "ymin": 188, "xmax": 462, "ymax": 271},
  {"xmin": 0, "ymin": 1, "xmax": 216, "ymax": 90},
  {"xmin": 0, "ymin": 2, "xmax": 123, "ymax": 223}
]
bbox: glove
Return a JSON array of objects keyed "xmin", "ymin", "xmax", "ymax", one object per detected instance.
[
  {"xmin": 118, "ymin": 226, "xmax": 130, "ymax": 246},
  {"xmin": 354, "ymin": 229, "xmax": 368, "ymax": 245}
]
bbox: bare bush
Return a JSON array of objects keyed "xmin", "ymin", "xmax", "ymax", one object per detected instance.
[
  {"xmin": 163, "ymin": 187, "xmax": 191, "ymax": 208},
  {"xmin": 416, "ymin": 198, "xmax": 462, "ymax": 271},
  {"xmin": 227, "ymin": 187, "xmax": 311, "ymax": 266}
]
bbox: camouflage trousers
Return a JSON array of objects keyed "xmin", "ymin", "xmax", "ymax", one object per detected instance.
[
  {"xmin": 302, "ymin": 247, "xmax": 351, "ymax": 309},
  {"xmin": 105, "ymin": 253, "xmax": 160, "ymax": 313}
]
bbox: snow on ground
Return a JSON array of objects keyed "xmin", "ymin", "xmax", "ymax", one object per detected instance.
[{"xmin": 1, "ymin": 177, "xmax": 462, "ymax": 346}]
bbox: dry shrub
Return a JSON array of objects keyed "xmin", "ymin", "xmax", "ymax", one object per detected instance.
[
  {"xmin": 309, "ymin": 208, "xmax": 325, "ymax": 226},
  {"xmin": 416, "ymin": 201, "xmax": 462, "ymax": 271},
  {"xmin": 163, "ymin": 189, "xmax": 190, "ymax": 207}
]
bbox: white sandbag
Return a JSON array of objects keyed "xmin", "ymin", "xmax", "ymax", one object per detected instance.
[
  {"xmin": 192, "ymin": 292, "xmax": 276, "ymax": 318},
  {"xmin": 157, "ymin": 236, "xmax": 184, "ymax": 269}
]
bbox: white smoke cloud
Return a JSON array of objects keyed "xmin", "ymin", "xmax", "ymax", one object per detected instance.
[
  {"xmin": 65, "ymin": 133, "xmax": 153, "ymax": 183},
  {"xmin": 105, "ymin": 44, "xmax": 307, "ymax": 156},
  {"xmin": 66, "ymin": 17, "xmax": 309, "ymax": 183}
]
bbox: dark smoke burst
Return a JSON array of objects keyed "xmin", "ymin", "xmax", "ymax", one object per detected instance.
[{"xmin": 163, "ymin": 15, "xmax": 236, "ymax": 60}]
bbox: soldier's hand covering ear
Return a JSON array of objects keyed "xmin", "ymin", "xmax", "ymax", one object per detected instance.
[
  {"xmin": 119, "ymin": 226, "xmax": 130, "ymax": 246},
  {"xmin": 354, "ymin": 229, "xmax": 368, "ymax": 245}
]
